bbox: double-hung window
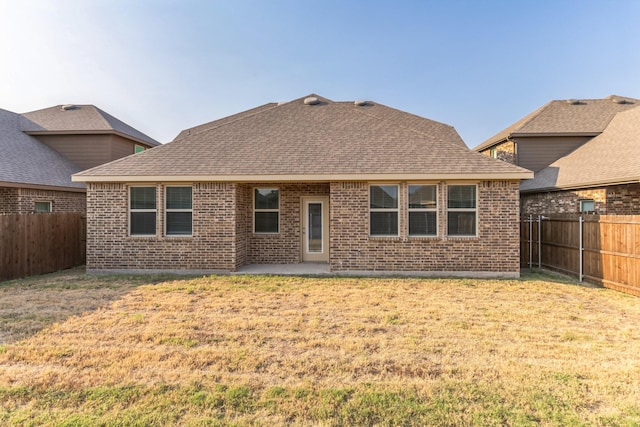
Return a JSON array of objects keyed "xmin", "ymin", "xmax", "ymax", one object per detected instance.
[
  {"xmin": 447, "ymin": 185, "xmax": 477, "ymax": 236},
  {"xmin": 370, "ymin": 185, "xmax": 399, "ymax": 236},
  {"xmin": 130, "ymin": 187, "xmax": 156, "ymax": 235},
  {"xmin": 408, "ymin": 185, "xmax": 437, "ymax": 236},
  {"xmin": 254, "ymin": 188, "xmax": 279, "ymax": 233},
  {"xmin": 166, "ymin": 186, "xmax": 192, "ymax": 236}
]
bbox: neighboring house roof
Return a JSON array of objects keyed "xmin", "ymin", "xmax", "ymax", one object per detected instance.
[
  {"xmin": 474, "ymin": 95, "xmax": 640, "ymax": 152},
  {"xmin": 22, "ymin": 104, "xmax": 160, "ymax": 147},
  {"xmin": 0, "ymin": 109, "xmax": 84, "ymax": 191},
  {"xmin": 74, "ymin": 94, "xmax": 531, "ymax": 182},
  {"xmin": 521, "ymin": 106, "xmax": 640, "ymax": 192}
]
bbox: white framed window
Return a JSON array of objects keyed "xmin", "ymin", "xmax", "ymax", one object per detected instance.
[
  {"xmin": 447, "ymin": 184, "xmax": 477, "ymax": 236},
  {"xmin": 34, "ymin": 201, "xmax": 52, "ymax": 213},
  {"xmin": 254, "ymin": 188, "xmax": 279, "ymax": 233},
  {"xmin": 408, "ymin": 185, "xmax": 437, "ymax": 236},
  {"xmin": 165, "ymin": 186, "xmax": 193, "ymax": 236},
  {"xmin": 580, "ymin": 199, "xmax": 595, "ymax": 213},
  {"xmin": 370, "ymin": 185, "xmax": 399, "ymax": 236},
  {"xmin": 130, "ymin": 186, "xmax": 156, "ymax": 236},
  {"xmin": 490, "ymin": 148, "xmax": 498, "ymax": 158}
]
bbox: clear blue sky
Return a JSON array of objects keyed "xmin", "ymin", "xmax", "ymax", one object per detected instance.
[{"xmin": 2, "ymin": 0, "xmax": 639, "ymax": 147}]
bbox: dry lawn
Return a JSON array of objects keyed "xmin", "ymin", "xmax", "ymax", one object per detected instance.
[{"xmin": 1, "ymin": 268, "xmax": 639, "ymax": 426}]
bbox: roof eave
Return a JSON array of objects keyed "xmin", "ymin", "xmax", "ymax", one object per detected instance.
[
  {"xmin": 73, "ymin": 171, "xmax": 534, "ymax": 183},
  {"xmin": 509, "ymin": 132, "xmax": 601, "ymax": 138},
  {"xmin": 24, "ymin": 130, "xmax": 160, "ymax": 147},
  {"xmin": 0, "ymin": 181, "xmax": 86, "ymax": 192},
  {"xmin": 521, "ymin": 177, "xmax": 640, "ymax": 193}
]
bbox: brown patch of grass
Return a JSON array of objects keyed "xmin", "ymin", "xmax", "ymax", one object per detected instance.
[{"xmin": 1, "ymin": 270, "xmax": 640, "ymax": 425}]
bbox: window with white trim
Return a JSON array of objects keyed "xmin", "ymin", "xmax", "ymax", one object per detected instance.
[
  {"xmin": 34, "ymin": 201, "xmax": 52, "ymax": 213},
  {"xmin": 254, "ymin": 188, "xmax": 279, "ymax": 233},
  {"xmin": 580, "ymin": 199, "xmax": 595, "ymax": 213},
  {"xmin": 447, "ymin": 185, "xmax": 477, "ymax": 236},
  {"xmin": 165, "ymin": 186, "xmax": 192, "ymax": 236},
  {"xmin": 408, "ymin": 185, "xmax": 437, "ymax": 236},
  {"xmin": 130, "ymin": 187, "xmax": 156, "ymax": 235},
  {"xmin": 370, "ymin": 185, "xmax": 399, "ymax": 236}
]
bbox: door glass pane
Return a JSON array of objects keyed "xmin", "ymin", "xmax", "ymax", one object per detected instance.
[{"xmin": 308, "ymin": 203, "xmax": 322, "ymax": 252}]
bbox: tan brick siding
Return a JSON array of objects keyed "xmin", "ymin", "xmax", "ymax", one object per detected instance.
[
  {"xmin": 86, "ymin": 182, "xmax": 238, "ymax": 271},
  {"xmin": 87, "ymin": 180, "xmax": 521, "ymax": 274},
  {"xmin": 243, "ymin": 183, "xmax": 330, "ymax": 264},
  {"xmin": 521, "ymin": 183, "xmax": 640, "ymax": 215},
  {"xmin": 330, "ymin": 180, "xmax": 521, "ymax": 273},
  {"xmin": 0, "ymin": 187, "xmax": 85, "ymax": 214}
]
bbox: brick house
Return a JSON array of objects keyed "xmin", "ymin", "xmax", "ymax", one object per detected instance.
[
  {"xmin": 73, "ymin": 95, "xmax": 532, "ymax": 277},
  {"xmin": 473, "ymin": 95, "xmax": 640, "ymax": 215},
  {"xmin": 0, "ymin": 104, "xmax": 159, "ymax": 214}
]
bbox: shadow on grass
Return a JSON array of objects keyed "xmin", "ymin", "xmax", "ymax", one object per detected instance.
[
  {"xmin": 520, "ymin": 268, "xmax": 601, "ymax": 289},
  {"xmin": 0, "ymin": 266, "xmax": 189, "ymax": 345}
]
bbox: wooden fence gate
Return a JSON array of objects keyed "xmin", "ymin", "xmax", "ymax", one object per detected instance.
[
  {"xmin": 0, "ymin": 213, "xmax": 86, "ymax": 282},
  {"xmin": 521, "ymin": 214, "xmax": 640, "ymax": 297}
]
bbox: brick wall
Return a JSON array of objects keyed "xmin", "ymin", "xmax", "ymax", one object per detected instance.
[
  {"xmin": 479, "ymin": 141, "xmax": 516, "ymax": 164},
  {"xmin": 521, "ymin": 183, "xmax": 640, "ymax": 215},
  {"xmin": 87, "ymin": 180, "xmax": 521, "ymax": 275},
  {"xmin": 86, "ymin": 182, "xmax": 238, "ymax": 271},
  {"xmin": 0, "ymin": 188, "xmax": 19, "ymax": 214},
  {"xmin": 0, "ymin": 187, "xmax": 85, "ymax": 214},
  {"xmin": 330, "ymin": 180, "xmax": 521, "ymax": 274},
  {"xmin": 243, "ymin": 183, "xmax": 330, "ymax": 264}
]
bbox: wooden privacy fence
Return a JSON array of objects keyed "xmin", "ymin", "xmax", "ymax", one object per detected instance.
[
  {"xmin": 0, "ymin": 213, "xmax": 86, "ymax": 282},
  {"xmin": 521, "ymin": 214, "xmax": 640, "ymax": 297}
]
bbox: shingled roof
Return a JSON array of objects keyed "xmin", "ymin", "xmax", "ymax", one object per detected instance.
[
  {"xmin": 22, "ymin": 104, "xmax": 160, "ymax": 147},
  {"xmin": 0, "ymin": 109, "xmax": 84, "ymax": 190},
  {"xmin": 74, "ymin": 94, "xmax": 531, "ymax": 182},
  {"xmin": 521, "ymin": 106, "xmax": 640, "ymax": 192},
  {"xmin": 474, "ymin": 95, "xmax": 640, "ymax": 152}
]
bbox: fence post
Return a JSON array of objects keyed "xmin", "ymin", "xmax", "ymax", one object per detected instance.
[
  {"xmin": 529, "ymin": 214, "xmax": 533, "ymax": 270},
  {"xmin": 579, "ymin": 215, "xmax": 584, "ymax": 282}
]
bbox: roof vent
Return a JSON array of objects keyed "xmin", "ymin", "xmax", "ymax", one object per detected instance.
[
  {"xmin": 612, "ymin": 97, "xmax": 627, "ymax": 104},
  {"xmin": 354, "ymin": 100, "xmax": 368, "ymax": 106},
  {"xmin": 61, "ymin": 104, "xmax": 78, "ymax": 111},
  {"xmin": 304, "ymin": 97, "xmax": 320, "ymax": 105},
  {"xmin": 566, "ymin": 99, "xmax": 581, "ymax": 105}
]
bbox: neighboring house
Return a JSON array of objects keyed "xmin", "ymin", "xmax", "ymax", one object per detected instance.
[
  {"xmin": 473, "ymin": 95, "xmax": 640, "ymax": 215},
  {"xmin": 74, "ymin": 94, "xmax": 532, "ymax": 276},
  {"xmin": 0, "ymin": 104, "xmax": 159, "ymax": 214}
]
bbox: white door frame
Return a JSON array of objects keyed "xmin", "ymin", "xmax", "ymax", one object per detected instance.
[{"xmin": 301, "ymin": 197, "xmax": 329, "ymax": 262}]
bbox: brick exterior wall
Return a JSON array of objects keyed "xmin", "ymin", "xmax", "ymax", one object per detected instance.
[
  {"xmin": 87, "ymin": 180, "xmax": 521, "ymax": 275},
  {"xmin": 0, "ymin": 187, "xmax": 85, "ymax": 214},
  {"xmin": 243, "ymin": 183, "xmax": 330, "ymax": 264},
  {"xmin": 521, "ymin": 183, "xmax": 640, "ymax": 215},
  {"xmin": 86, "ymin": 182, "xmax": 238, "ymax": 271},
  {"xmin": 479, "ymin": 140, "xmax": 516, "ymax": 164},
  {"xmin": 330, "ymin": 180, "xmax": 521, "ymax": 273},
  {"xmin": 0, "ymin": 188, "xmax": 19, "ymax": 214}
]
